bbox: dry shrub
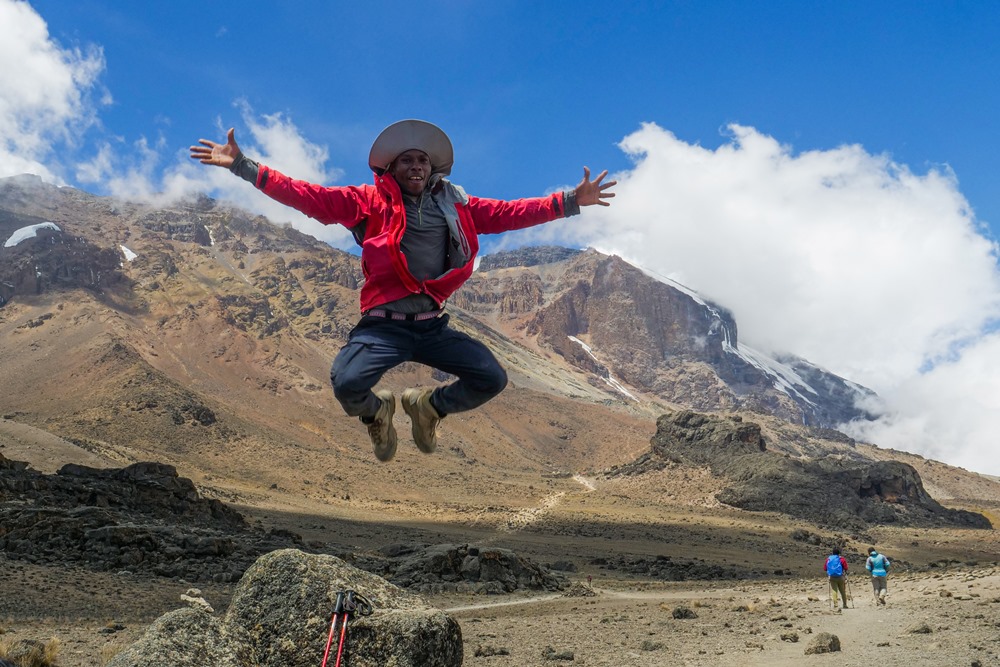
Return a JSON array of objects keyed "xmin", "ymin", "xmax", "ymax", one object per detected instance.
[
  {"xmin": 101, "ymin": 641, "xmax": 126, "ymax": 666},
  {"xmin": 0, "ymin": 637, "xmax": 61, "ymax": 667}
]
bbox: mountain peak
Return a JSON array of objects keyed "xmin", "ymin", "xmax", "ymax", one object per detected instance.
[{"xmin": 477, "ymin": 246, "xmax": 583, "ymax": 271}]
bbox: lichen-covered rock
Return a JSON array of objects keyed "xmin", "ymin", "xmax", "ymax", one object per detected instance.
[
  {"xmin": 226, "ymin": 549, "xmax": 462, "ymax": 667},
  {"xmin": 105, "ymin": 608, "xmax": 237, "ymax": 667},
  {"xmin": 106, "ymin": 549, "xmax": 462, "ymax": 667}
]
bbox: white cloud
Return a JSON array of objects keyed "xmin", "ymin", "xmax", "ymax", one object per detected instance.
[
  {"xmin": 0, "ymin": 0, "xmax": 106, "ymax": 181},
  {"xmin": 158, "ymin": 101, "xmax": 353, "ymax": 246},
  {"xmin": 844, "ymin": 330, "xmax": 1000, "ymax": 475},
  {"xmin": 72, "ymin": 98, "xmax": 354, "ymax": 247},
  {"xmin": 517, "ymin": 122, "xmax": 1000, "ymax": 474},
  {"xmin": 0, "ymin": 0, "xmax": 350, "ymax": 247}
]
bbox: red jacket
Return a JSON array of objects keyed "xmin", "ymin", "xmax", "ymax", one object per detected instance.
[{"xmin": 258, "ymin": 166, "xmax": 570, "ymax": 312}]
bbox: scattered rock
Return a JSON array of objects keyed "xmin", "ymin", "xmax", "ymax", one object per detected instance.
[
  {"xmin": 473, "ymin": 645, "xmax": 510, "ymax": 657},
  {"xmin": 671, "ymin": 606, "xmax": 698, "ymax": 619},
  {"xmin": 0, "ymin": 457, "xmax": 566, "ymax": 596},
  {"xmin": 562, "ymin": 583, "xmax": 596, "ymax": 598},
  {"xmin": 98, "ymin": 622, "xmax": 127, "ymax": 635},
  {"xmin": 804, "ymin": 632, "xmax": 840, "ymax": 654},
  {"xmin": 541, "ymin": 645, "xmax": 575, "ymax": 661},
  {"xmin": 906, "ymin": 622, "xmax": 933, "ymax": 634}
]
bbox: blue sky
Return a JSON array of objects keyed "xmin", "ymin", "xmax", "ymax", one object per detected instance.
[
  {"xmin": 4, "ymin": 0, "xmax": 1000, "ymax": 475},
  {"xmin": 19, "ymin": 0, "xmax": 1000, "ymax": 226}
]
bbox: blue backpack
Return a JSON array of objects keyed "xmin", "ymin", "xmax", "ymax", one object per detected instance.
[{"xmin": 826, "ymin": 554, "xmax": 844, "ymax": 576}]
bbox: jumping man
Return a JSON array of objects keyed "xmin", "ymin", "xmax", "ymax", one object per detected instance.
[{"xmin": 191, "ymin": 120, "xmax": 615, "ymax": 461}]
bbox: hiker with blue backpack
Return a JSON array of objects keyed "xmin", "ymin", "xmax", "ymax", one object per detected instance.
[
  {"xmin": 824, "ymin": 547, "xmax": 850, "ymax": 611},
  {"xmin": 866, "ymin": 547, "xmax": 891, "ymax": 605}
]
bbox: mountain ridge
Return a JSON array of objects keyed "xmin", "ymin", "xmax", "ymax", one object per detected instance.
[{"xmin": 2, "ymin": 174, "xmax": 998, "ymax": 520}]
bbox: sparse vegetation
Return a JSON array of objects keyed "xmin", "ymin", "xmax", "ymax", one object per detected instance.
[{"xmin": 0, "ymin": 637, "xmax": 60, "ymax": 667}]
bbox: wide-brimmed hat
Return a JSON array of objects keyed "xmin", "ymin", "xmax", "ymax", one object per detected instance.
[{"xmin": 368, "ymin": 119, "xmax": 453, "ymax": 176}]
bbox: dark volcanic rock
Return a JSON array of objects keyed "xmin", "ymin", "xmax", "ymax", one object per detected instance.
[
  {"xmin": 0, "ymin": 453, "xmax": 570, "ymax": 594},
  {"xmin": 626, "ymin": 411, "xmax": 991, "ymax": 531},
  {"xmin": 0, "ymin": 453, "xmax": 302, "ymax": 581},
  {"xmin": 352, "ymin": 543, "xmax": 568, "ymax": 594},
  {"xmin": 650, "ymin": 410, "xmax": 766, "ymax": 465}
]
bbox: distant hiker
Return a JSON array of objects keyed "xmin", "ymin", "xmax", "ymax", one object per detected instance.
[
  {"xmin": 865, "ymin": 547, "xmax": 890, "ymax": 605},
  {"xmin": 825, "ymin": 547, "xmax": 849, "ymax": 610},
  {"xmin": 191, "ymin": 120, "xmax": 615, "ymax": 461}
]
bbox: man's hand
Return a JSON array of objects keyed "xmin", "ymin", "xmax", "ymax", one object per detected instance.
[
  {"xmin": 189, "ymin": 128, "xmax": 242, "ymax": 169},
  {"xmin": 574, "ymin": 167, "xmax": 616, "ymax": 207}
]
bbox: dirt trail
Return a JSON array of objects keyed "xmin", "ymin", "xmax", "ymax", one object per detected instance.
[
  {"xmin": 440, "ymin": 571, "xmax": 1000, "ymax": 667},
  {"xmin": 475, "ymin": 473, "xmax": 597, "ymax": 542}
]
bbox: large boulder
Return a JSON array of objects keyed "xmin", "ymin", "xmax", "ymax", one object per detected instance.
[
  {"xmin": 628, "ymin": 410, "xmax": 991, "ymax": 530},
  {"xmin": 106, "ymin": 549, "xmax": 462, "ymax": 667},
  {"xmin": 650, "ymin": 411, "xmax": 766, "ymax": 465},
  {"xmin": 103, "ymin": 608, "xmax": 237, "ymax": 667}
]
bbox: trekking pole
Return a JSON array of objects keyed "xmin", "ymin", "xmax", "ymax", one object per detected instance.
[
  {"xmin": 846, "ymin": 577, "xmax": 854, "ymax": 609},
  {"xmin": 320, "ymin": 590, "xmax": 374, "ymax": 667}
]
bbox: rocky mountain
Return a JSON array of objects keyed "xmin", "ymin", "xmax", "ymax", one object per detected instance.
[
  {"xmin": 0, "ymin": 173, "xmax": 994, "ymax": 529},
  {"xmin": 456, "ymin": 246, "xmax": 872, "ymax": 427},
  {"xmin": 0, "ymin": 175, "xmax": 869, "ymax": 440}
]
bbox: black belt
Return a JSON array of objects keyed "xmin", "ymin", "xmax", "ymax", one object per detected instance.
[{"xmin": 363, "ymin": 308, "xmax": 443, "ymax": 321}]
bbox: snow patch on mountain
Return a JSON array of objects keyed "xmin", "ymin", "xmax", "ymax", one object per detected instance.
[
  {"xmin": 4, "ymin": 222, "xmax": 61, "ymax": 248},
  {"xmin": 634, "ymin": 262, "xmax": 821, "ymax": 406},
  {"xmin": 568, "ymin": 336, "xmax": 638, "ymax": 401}
]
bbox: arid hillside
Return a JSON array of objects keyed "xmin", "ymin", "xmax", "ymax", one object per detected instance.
[{"xmin": 3, "ymin": 175, "xmax": 1000, "ymax": 666}]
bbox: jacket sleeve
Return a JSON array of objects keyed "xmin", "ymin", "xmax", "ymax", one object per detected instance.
[
  {"xmin": 841, "ymin": 557, "xmax": 849, "ymax": 573},
  {"xmin": 257, "ymin": 165, "xmax": 370, "ymax": 229},
  {"xmin": 464, "ymin": 192, "xmax": 570, "ymax": 235}
]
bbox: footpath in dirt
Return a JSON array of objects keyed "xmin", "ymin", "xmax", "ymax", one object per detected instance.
[{"xmin": 435, "ymin": 568, "xmax": 1000, "ymax": 667}]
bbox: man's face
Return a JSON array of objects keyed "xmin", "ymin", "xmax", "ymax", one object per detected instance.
[{"xmin": 391, "ymin": 149, "xmax": 432, "ymax": 195}]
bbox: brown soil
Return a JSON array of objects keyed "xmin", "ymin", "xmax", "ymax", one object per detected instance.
[{"xmin": 3, "ymin": 433, "xmax": 999, "ymax": 666}]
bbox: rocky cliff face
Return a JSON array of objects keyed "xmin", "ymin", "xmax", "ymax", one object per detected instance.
[
  {"xmin": 622, "ymin": 411, "xmax": 992, "ymax": 530},
  {"xmin": 456, "ymin": 249, "xmax": 872, "ymax": 428}
]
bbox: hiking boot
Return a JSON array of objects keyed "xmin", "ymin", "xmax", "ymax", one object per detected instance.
[
  {"xmin": 363, "ymin": 390, "xmax": 397, "ymax": 462},
  {"xmin": 401, "ymin": 387, "xmax": 441, "ymax": 453}
]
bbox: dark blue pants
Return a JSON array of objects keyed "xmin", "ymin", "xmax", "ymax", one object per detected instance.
[{"xmin": 330, "ymin": 314, "xmax": 508, "ymax": 418}]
